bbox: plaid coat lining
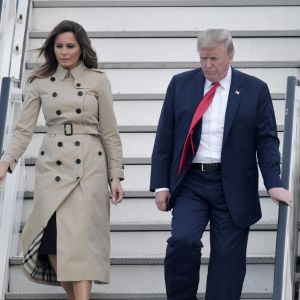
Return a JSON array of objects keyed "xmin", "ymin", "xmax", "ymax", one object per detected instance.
[{"xmin": 21, "ymin": 229, "xmax": 59, "ymax": 285}]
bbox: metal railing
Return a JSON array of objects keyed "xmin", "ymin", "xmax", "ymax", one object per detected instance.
[
  {"xmin": 273, "ymin": 76, "xmax": 300, "ymax": 300},
  {"xmin": 0, "ymin": 77, "xmax": 25, "ymax": 300}
]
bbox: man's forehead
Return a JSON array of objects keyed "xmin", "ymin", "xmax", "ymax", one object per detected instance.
[{"xmin": 200, "ymin": 44, "xmax": 227, "ymax": 55}]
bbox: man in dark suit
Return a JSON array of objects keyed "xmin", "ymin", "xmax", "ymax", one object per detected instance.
[{"xmin": 150, "ymin": 29, "xmax": 292, "ymax": 300}]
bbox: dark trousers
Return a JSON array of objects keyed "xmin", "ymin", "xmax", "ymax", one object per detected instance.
[{"xmin": 165, "ymin": 166, "xmax": 250, "ymax": 300}]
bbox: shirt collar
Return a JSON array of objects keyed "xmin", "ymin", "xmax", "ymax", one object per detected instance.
[
  {"xmin": 204, "ymin": 66, "xmax": 232, "ymax": 91},
  {"xmin": 54, "ymin": 61, "xmax": 87, "ymax": 81}
]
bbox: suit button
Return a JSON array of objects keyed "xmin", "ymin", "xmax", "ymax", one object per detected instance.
[
  {"xmin": 56, "ymin": 110, "xmax": 61, "ymax": 115},
  {"xmin": 52, "ymin": 92, "xmax": 57, "ymax": 97},
  {"xmin": 76, "ymin": 108, "xmax": 81, "ymax": 114},
  {"xmin": 55, "ymin": 176, "xmax": 60, "ymax": 182},
  {"xmin": 76, "ymin": 159, "xmax": 81, "ymax": 164},
  {"xmin": 75, "ymin": 141, "xmax": 80, "ymax": 146},
  {"xmin": 56, "ymin": 160, "xmax": 62, "ymax": 166},
  {"xmin": 77, "ymin": 91, "xmax": 83, "ymax": 96},
  {"xmin": 98, "ymin": 151, "xmax": 102, "ymax": 156},
  {"xmin": 50, "ymin": 77, "xmax": 56, "ymax": 82},
  {"xmin": 57, "ymin": 142, "xmax": 63, "ymax": 147},
  {"xmin": 41, "ymin": 151, "xmax": 45, "ymax": 155}
]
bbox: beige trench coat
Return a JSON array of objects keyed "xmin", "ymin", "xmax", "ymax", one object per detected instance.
[{"xmin": 0, "ymin": 62, "xmax": 124, "ymax": 285}]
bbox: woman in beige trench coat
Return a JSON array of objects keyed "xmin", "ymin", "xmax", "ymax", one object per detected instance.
[{"xmin": 0, "ymin": 20, "xmax": 124, "ymax": 300}]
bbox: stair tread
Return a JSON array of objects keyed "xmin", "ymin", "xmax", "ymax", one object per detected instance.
[
  {"xmin": 27, "ymin": 61, "xmax": 300, "ymax": 69},
  {"xmin": 29, "ymin": 30, "xmax": 300, "ymax": 38},
  {"xmin": 32, "ymin": 0, "xmax": 300, "ymax": 8}
]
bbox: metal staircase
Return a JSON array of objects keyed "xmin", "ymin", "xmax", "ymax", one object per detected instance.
[{"xmin": 2, "ymin": 0, "xmax": 300, "ymax": 299}]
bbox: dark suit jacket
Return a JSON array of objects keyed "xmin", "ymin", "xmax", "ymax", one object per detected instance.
[{"xmin": 150, "ymin": 67, "xmax": 282, "ymax": 228}]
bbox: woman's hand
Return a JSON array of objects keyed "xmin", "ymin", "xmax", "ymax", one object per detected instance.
[
  {"xmin": 111, "ymin": 177, "xmax": 124, "ymax": 205},
  {"xmin": 0, "ymin": 161, "xmax": 9, "ymax": 186}
]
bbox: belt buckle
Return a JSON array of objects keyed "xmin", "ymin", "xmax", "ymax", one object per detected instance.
[{"xmin": 64, "ymin": 123, "xmax": 73, "ymax": 136}]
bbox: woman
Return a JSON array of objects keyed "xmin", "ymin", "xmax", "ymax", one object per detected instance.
[{"xmin": 0, "ymin": 20, "xmax": 124, "ymax": 300}]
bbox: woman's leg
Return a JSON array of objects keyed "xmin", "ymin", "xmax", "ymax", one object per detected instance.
[
  {"xmin": 48, "ymin": 255, "xmax": 76, "ymax": 300},
  {"xmin": 73, "ymin": 280, "xmax": 92, "ymax": 300}
]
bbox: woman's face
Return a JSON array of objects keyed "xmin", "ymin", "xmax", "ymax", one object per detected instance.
[{"xmin": 54, "ymin": 32, "xmax": 82, "ymax": 70}]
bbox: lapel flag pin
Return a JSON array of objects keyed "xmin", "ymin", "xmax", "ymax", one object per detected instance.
[{"xmin": 235, "ymin": 90, "xmax": 240, "ymax": 95}]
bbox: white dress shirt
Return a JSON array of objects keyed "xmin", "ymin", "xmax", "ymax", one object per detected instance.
[
  {"xmin": 193, "ymin": 67, "xmax": 232, "ymax": 163},
  {"xmin": 155, "ymin": 67, "xmax": 232, "ymax": 193}
]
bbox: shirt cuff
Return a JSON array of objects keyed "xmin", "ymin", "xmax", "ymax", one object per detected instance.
[{"xmin": 155, "ymin": 187, "xmax": 169, "ymax": 194}]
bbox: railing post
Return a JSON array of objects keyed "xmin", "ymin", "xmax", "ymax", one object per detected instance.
[
  {"xmin": 0, "ymin": 77, "xmax": 11, "ymax": 152},
  {"xmin": 273, "ymin": 76, "xmax": 300, "ymax": 299}
]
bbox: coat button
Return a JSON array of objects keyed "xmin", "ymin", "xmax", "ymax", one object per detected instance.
[
  {"xmin": 76, "ymin": 159, "xmax": 81, "ymax": 164},
  {"xmin": 56, "ymin": 160, "xmax": 62, "ymax": 166},
  {"xmin": 57, "ymin": 142, "xmax": 63, "ymax": 147},
  {"xmin": 77, "ymin": 91, "xmax": 83, "ymax": 96},
  {"xmin": 76, "ymin": 83, "xmax": 81, "ymax": 87},
  {"xmin": 98, "ymin": 151, "xmax": 102, "ymax": 156},
  {"xmin": 50, "ymin": 77, "xmax": 56, "ymax": 82},
  {"xmin": 52, "ymin": 92, "xmax": 57, "ymax": 97},
  {"xmin": 55, "ymin": 176, "xmax": 60, "ymax": 182},
  {"xmin": 76, "ymin": 108, "xmax": 81, "ymax": 114},
  {"xmin": 41, "ymin": 151, "xmax": 45, "ymax": 155},
  {"xmin": 56, "ymin": 110, "xmax": 61, "ymax": 115},
  {"xmin": 75, "ymin": 141, "xmax": 80, "ymax": 146},
  {"xmin": 76, "ymin": 176, "xmax": 80, "ymax": 180}
]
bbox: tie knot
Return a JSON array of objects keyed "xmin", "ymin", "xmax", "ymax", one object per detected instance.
[{"xmin": 212, "ymin": 82, "xmax": 220, "ymax": 88}]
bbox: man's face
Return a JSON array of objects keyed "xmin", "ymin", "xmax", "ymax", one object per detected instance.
[{"xmin": 200, "ymin": 43, "xmax": 233, "ymax": 83}]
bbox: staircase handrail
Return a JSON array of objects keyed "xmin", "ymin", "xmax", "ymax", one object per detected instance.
[{"xmin": 273, "ymin": 76, "xmax": 300, "ymax": 299}]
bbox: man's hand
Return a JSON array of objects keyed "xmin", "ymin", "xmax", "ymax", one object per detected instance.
[
  {"xmin": 155, "ymin": 190, "xmax": 170, "ymax": 211},
  {"xmin": 111, "ymin": 178, "xmax": 124, "ymax": 205},
  {"xmin": 0, "ymin": 161, "xmax": 9, "ymax": 187},
  {"xmin": 268, "ymin": 187, "xmax": 292, "ymax": 206}
]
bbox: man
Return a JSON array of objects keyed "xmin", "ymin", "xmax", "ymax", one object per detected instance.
[{"xmin": 150, "ymin": 29, "xmax": 292, "ymax": 300}]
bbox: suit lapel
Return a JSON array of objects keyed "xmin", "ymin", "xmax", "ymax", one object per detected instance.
[
  {"xmin": 222, "ymin": 68, "xmax": 243, "ymax": 145},
  {"xmin": 190, "ymin": 69, "xmax": 205, "ymax": 142}
]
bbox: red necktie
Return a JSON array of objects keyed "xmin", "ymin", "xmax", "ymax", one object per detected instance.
[{"xmin": 178, "ymin": 82, "xmax": 220, "ymax": 173}]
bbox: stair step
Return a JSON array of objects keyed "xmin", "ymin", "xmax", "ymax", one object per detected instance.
[
  {"xmin": 8, "ymin": 263, "xmax": 274, "ymax": 294},
  {"xmin": 24, "ymin": 68, "xmax": 296, "ymax": 94},
  {"xmin": 24, "ymin": 132, "xmax": 284, "ymax": 160},
  {"xmin": 5, "ymin": 291, "xmax": 273, "ymax": 300},
  {"xmin": 32, "ymin": 124, "xmax": 284, "ymax": 133},
  {"xmin": 32, "ymin": 0, "xmax": 300, "ymax": 8},
  {"xmin": 24, "ymin": 164, "xmax": 279, "ymax": 195},
  {"xmin": 21, "ymin": 196, "xmax": 278, "ymax": 229},
  {"xmin": 15, "ymin": 230, "xmax": 279, "ymax": 258},
  {"xmin": 19, "ymin": 221, "xmax": 280, "ymax": 232},
  {"xmin": 28, "ymin": 38, "xmax": 300, "ymax": 63},
  {"xmin": 32, "ymin": 98, "xmax": 284, "ymax": 127},
  {"xmin": 30, "ymin": 6, "xmax": 300, "ymax": 32},
  {"xmin": 27, "ymin": 61, "xmax": 300, "ymax": 69},
  {"xmin": 29, "ymin": 30, "xmax": 300, "ymax": 38},
  {"xmin": 23, "ymin": 189, "xmax": 270, "ymax": 199},
  {"xmin": 9, "ymin": 255, "xmax": 275, "ymax": 266}
]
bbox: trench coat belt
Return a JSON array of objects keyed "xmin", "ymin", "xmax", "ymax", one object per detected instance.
[{"xmin": 47, "ymin": 123, "xmax": 100, "ymax": 135}]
